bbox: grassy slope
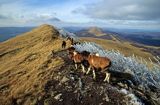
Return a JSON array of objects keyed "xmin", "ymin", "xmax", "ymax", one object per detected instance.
[{"xmin": 0, "ymin": 24, "xmax": 72, "ymax": 105}]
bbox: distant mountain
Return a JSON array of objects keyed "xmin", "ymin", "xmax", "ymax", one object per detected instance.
[
  {"xmin": 76, "ymin": 27, "xmax": 105, "ymax": 37},
  {"xmin": 70, "ymin": 26, "xmax": 160, "ymax": 47},
  {"xmin": 75, "ymin": 27, "xmax": 113, "ymax": 40},
  {"xmin": 87, "ymin": 27, "xmax": 106, "ymax": 36},
  {"xmin": 115, "ymin": 32, "xmax": 160, "ymax": 46}
]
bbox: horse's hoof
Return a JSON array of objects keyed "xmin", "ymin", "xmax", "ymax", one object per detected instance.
[
  {"xmin": 104, "ymin": 80, "xmax": 109, "ymax": 83},
  {"xmin": 86, "ymin": 72, "xmax": 89, "ymax": 75},
  {"xmin": 93, "ymin": 78, "xmax": 96, "ymax": 81}
]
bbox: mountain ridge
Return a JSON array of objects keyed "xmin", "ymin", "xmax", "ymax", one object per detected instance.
[{"xmin": 0, "ymin": 24, "xmax": 70, "ymax": 105}]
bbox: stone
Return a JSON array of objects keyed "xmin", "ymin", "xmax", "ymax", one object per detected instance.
[
  {"xmin": 103, "ymin": 94, "xmax": 109, "ymax": 102},
  {"xmin": 61, "ymin": 76, "xmax": 69, "ymax": 83},
  {"xmin": 54, "ymin": 93, "xmax": 62, "ymax": 100}
]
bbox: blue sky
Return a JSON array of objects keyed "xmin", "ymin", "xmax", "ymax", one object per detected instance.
[{"xmin": 0, "ymin": 0, "xmax": 160, "ymax": 29}]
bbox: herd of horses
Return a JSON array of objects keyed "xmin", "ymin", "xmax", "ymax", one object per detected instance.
[
  {"xmin": 62, "ymin": 37, "xmax": 112, "ymax": 83},
  {"xmin": 67, "ymin": 46, "xmax": 111, "ymax": 83}
]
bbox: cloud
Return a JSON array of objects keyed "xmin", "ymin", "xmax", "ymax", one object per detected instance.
[
  {"xmin": 0, "ymin": 1, "xmax": 62, "ymax": 26},
  {"xmin": 0, "ymin": 0, "xmax": 159, "ymax": 29},
  {"xmin": 0, "ymin": 15, "xmax": 8, "ymax": 19},
  {"xmin": 24, "ymin": 13, "xmax": 61, "ymax": 22},
  {"xmin": 76, "ymin": 0, "xmax": 160, "ymax": 21}
]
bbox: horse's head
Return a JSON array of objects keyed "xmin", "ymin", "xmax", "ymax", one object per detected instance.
[
  {"xmin": 67, "ymin": 47, "xmax": 75, "ymax": 53},
  {"xmin": 81, "ymin": 51, "xmax": 90, "ymax": 60},
  {"xmin": 93, "ymin": 52, "xmax": 99, "ymax": 56},
  {"xmin": 68, "ymin": 52, "xmax": 75, "ymax": 60},
  {"xmin": 73, "ymin": 51, "xmax": 78, "ymax": 56}
]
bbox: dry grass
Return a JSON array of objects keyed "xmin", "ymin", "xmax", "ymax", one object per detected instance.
[{"xmin": 0, "ymin": 24, "xmax": 71, "ymax": 105}]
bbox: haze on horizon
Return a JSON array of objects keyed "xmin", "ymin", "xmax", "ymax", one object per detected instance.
[{"xmin": 0, "ymin": 0, "xmax": 160, "ymax": 30}]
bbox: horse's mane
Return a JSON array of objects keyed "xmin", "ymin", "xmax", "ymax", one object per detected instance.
[{"xmin": 81, "ymin": 51, "xmax": 90, "ymax": 57}]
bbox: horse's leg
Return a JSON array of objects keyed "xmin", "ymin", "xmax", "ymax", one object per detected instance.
[
  {"xmin": 81, "ymin": 64, "xmax": 85, "ymax": 73},
  {"xmin": 75, "ymin": 63, "xmax": 78, "ymax": 70},
  {"xmin": 104, "ymin": 72, "xmax": 110, "ymax": 83},
  {"xmin": 86, "ymin": 65, "xmax": 91, "ymax": 74},
  {"xmin": 92, "ymin": 68, "xmax": 96, "ymax": 80}
]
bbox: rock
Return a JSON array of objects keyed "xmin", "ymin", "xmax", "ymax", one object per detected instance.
[
  {"xmin": 44, "ymin": 98, "xmax": 52, "ymax": 105},
  {"xmin": 117, "ymin": 82, "xmax": 126, "ymax": 88},
  {"xmin": 16, "ymin": 99, "xmax": 23, "ymax": 104},
  {"xmin": 103, "ymin": 94, "xmax": 109, "ymax": 102},
  {"xmin": 54, "ymin": 93, "xmax": 62, "ymax": 100},
  {"xmin": 124, "ymin": 68, "xmax": 134, "ymax": 76},
  {"xmin": 78, "ymin": 78, "xmax": 83, "ymax": 90},
  {"xmin": 61, "ymin": 76, "xmax": 69, "ymax": 83}
]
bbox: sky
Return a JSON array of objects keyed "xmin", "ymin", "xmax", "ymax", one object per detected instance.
[{"xmin": 0, "ymin": 0, "xmax": 160, "ymax": 29}]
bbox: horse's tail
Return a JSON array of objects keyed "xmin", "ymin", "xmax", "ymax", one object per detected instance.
[{"xmin": 108, "ymin": 61, "xmax": 112, "ymax": 67}]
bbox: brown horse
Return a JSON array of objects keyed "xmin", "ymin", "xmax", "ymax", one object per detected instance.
[
  {"xmin": 67, "ymin": 47, "xmax": 75, "ymax": 53},
  {"xmin": 67, "ymin": 47, "xmax": 85, "ymax": 73},
  {"xmin": 67, "ymin": 47, "xmax": 75, "ymax": 59},
  {"xmin": 82, "ymin": 53, "xmax": 111, "ymax": 82},
  {"xmin": 71, "ymin": 51, "xmax": 86, "ymax": 73}
]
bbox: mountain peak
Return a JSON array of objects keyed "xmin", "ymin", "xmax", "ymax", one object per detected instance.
[
  {"xmin": 36, "ymin": 24, "xmax": 54, "ymax": 29},
  {"xmin": 88, "ymin": 27, "xmax": 105, "ymax": 36},
  {"xmin": 25, "ymin": 24, "xmax": 60, "ymax": 42}
]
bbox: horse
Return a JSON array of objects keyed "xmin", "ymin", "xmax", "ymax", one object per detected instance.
[
  {"xmin": 67, "ymin": 47, "xmax": 75, "ymax": 60},
  {"xmin": 62, "ymin": 41, "xmax": 66, "ymax": 48},
  {"xmin": 67, "ymin": 37, "xmax": 74, "ymax": 45},
  {"xmin": 67, "ymin": 37, "xmax": 81, "ymax": 46},
  {"xmin": 82, "ymin": 52, "xmax": 111, "ymax": 82},
  {"xmin": 67, "ymin": 47, "xmax": 75, "ymax": 53},
  {"xmin": 67, "ymin": 47, "xmax": 85, "ymax": 72},
  {"xmin": 71, "ymin": 51, "xmax": 86, "ymax": 73}
]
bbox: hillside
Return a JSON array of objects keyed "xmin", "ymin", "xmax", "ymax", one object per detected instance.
[
  {"xmin": 0, "ymin": 24, "xmax": 71, "ymax": 105},
  {"xmin": 0, "ymin": 24, "xmax": 159, "ymax": 105}
]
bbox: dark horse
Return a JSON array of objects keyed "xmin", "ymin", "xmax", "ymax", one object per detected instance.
[
  {"xmin": 67, "ymin": 37, "xmax": 74, "ymax": 45},
  {"xmin": 62, "ymin": 41, "xmax": 66, "ymax": 48}
]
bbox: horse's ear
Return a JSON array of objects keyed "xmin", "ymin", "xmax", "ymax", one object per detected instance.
[
  {"xmin": 95, "ymin": 53, "xmax": 99, "ymax": 56},
  {"xmin": 73, "ymin": 51, "xmax": 77, "ymax": 55}
]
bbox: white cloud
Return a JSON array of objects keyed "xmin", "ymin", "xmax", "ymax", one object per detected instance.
[
  {"xmin": 0, "ymin": 0, "xmax": 159, "ymax": 29},
  {"xmin": 0, "ymin": 1, "xmax": 62, "ymax": 26},
  {"xmin": 78, "ymin": 0, "xmax": 160, "ymax": 21}
]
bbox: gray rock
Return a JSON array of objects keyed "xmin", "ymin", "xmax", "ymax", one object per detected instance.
[
  {"xmin": 54, "ymin": 93, "xmax": 62, "ymax": 100},
  {"xmin": 103, "ymin": 94, "xmax": 109, "ymax": 102},
  {"xmin": 61, "ymin": 76, "xmax": 69, "ymax": 83}
]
